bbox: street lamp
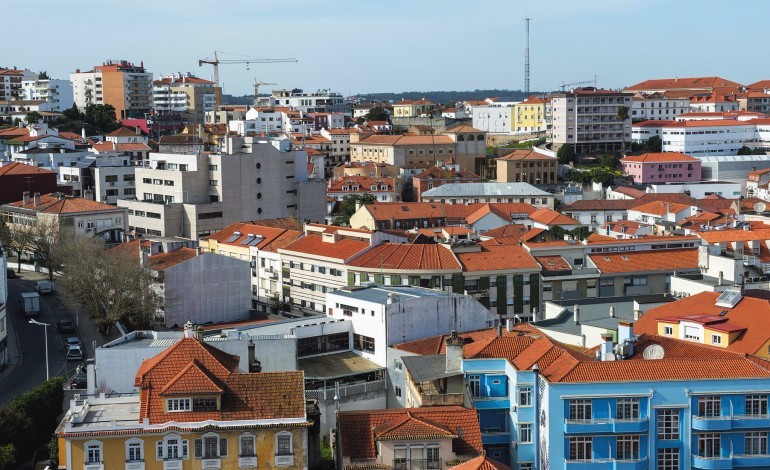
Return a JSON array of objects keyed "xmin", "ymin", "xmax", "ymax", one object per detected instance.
[{"xmin": 28, "ymin": 319, "xmax": 49, "ymax": 381}]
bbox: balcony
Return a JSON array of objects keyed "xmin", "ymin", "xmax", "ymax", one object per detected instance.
[
  {"xmin": 85, "ymin": 463, "xmax": 103, "ymax": 470},
  {"xmin": 692, "ymin": 456, "xmax": 733, "ymax": 470},
  {"xmin": 733, "ymin": 454, "xmax": 770, "ymax": 467},
  {"xmin": 565, "ymin": 458, "xmax": 648, "ymax": 470},
  {"xmin": 564, "ymin": 418, "xmax": 648, "ymax": 434},
  {"xmin": 239, "ymin": 456, "xmax": 258, "ymax": 468},
  {"xmin": 163, "ymin": 459, "xmax": 183, "ymax": 470},
  {"xmin": 693, "ymin": 414, "xmax": 770, "ymax": 431},
  {"xmin": 393, "ymin": 458, "xmax": 442, "ymax": 470},
  {"xmin": 125, "ymin": 459, "xmax": 145, "ymax": 470},
  {"xmin": 202, "ymin": 458, "xmax": 221, "ymax": 469},
  {"xmin": 275, "ymin": 454, "xmax": 294, "ymax": 466}
]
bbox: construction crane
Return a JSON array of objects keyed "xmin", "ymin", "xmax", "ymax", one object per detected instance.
[
  {"xmin": 198, "ymin": 51, "xmax": 297, "ymax": 121},
  {"xmin": 252, "ymin": 80, "xmax": 277, "ymax": 106},
  {"xmin": 559, "ymin": 77, "xmax": 597, "ymax": 92}
]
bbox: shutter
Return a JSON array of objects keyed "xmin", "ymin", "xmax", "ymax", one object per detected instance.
[
  {"xmin": 347, "ymin": 271, "xmax": 355, "ymax": 286},
  {"xmin": 431, "ymin": 276, "xmax": 441, "ymax": 289},
  {"xmin": 513, "ymin": 274, "xmax": 524, "ymax": 314},
  {"xmin": 219, "ymin": 437, "xmax": 228, "ymax": 457},
  {"xmin": 409, "ymin": 276, "xmax": 419, "ymax": 286},
  {"xmin": 374, "ymin": 274, "xmax": 384, "ymax": 284},
  {"xmin": 451, "ymin": 274, "xmax": 464, "ymax": 294},
  {"xmin": 529, "ymin": 273, "xmax": 540, "ymax": 315},
  {"xmin": 157, "ymin": 441, "xmax": 164, "ymax": 459},
  {"xmin": 479, "ymin": 276, "xmax": 490, "ymax": 290},
  {"xmin": 361, "ymin": 273, "xmax": 369, "ymax": 282},
  {"xmin": 194, "ymin": 439, "xmax": 202, "ymax": 458},
  {"xmin": 391, "ymin": 275, "xmax": 401, "ymax": 286},
  {"xmin": 496, "ymin": 275, "xmax": 507, "ymax": 316}
]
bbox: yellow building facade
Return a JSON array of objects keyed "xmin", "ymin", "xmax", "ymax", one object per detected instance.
[
  {"xmin": 392, "ymin": 99, "xmax": 434, "ymax": 118},
  {"xmin": 513, "ymin": 96, "xmax": 546, "ymax": 133}
]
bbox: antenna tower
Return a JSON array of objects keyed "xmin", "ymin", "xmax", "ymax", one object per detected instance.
[{"xmin": 524, "ymin": 11, "xmax": 531, "ymax": 95}]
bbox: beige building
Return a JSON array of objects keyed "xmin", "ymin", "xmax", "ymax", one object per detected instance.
[
  {"xmin": 153, "ymin": 73, "xmax": 218, "ymax": 124},
  {"xmin": 392, "ymin": 99, "xmax": 434, "ymax": 118},
  {"xmin": 496, "ymin": 149, "xmax": 558, "ymax": 184},
  {"xmin": 118, "ymin": 136, "xmax": 325, "ymax": 239},
  {"xmin": 350, "ymin": 126, "xmax": 486, "ymax": 172}
]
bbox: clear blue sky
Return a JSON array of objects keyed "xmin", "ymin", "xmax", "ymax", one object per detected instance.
[{"xmin": 4, "ymin": 0, "xmax": 768, "ymax": 96}]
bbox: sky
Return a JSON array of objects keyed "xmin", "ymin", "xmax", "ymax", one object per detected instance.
[{"xmin": 4, "ymin": 0, "xmax": 769, "ymax": 96}]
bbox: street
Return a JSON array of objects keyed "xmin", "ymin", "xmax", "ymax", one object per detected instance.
[{"xmin": 0, "ymin": 271, "xmax": 97, "ymax": 405}]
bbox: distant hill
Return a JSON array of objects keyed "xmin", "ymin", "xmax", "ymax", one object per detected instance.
[
  {"xmin": 355, "ymin": 89, "xmax": 547, "ymax": 104},
  {"xmin": 221, "ymin": 94, "xmax": 256, "ymax": 105}
]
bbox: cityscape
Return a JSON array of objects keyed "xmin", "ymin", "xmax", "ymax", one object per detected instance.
[{"xmin": 2, "ymin": 2, "xmax": 770, "ymax": 470}]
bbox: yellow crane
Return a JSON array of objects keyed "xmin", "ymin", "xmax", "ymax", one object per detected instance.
[
  {"xmin": 252, "ymin": 79, "xmax": 277, "ymax": 106},
  {"xmin": 198, "ymin": 51, "xmax": 297, "ymax": 121}
]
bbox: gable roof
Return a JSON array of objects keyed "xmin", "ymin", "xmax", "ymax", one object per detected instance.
[
  {"xmin": 205, "ymin": 222, "xmax": 302, "ymax": 252},
  {"xmin": 481, "ymin": 224, "xmax": 529, "ymax": 240},
  {"xmin": 0, "ymin": 162, "xmax": 56, "ymax": 176},
  {"xmin": 107, "ymin": 126, "xmax": 146, "ymax": 137},
  {"xmin": 455, "ymin": 240, "xmax": 541, "ymax": 272},
  {"xmin": 147, "ymin": 247, "xmax": 199, "ymax": 271},
  {"xmin": 529, "ymin": 207, "xmax": 579, "ymax": 226},
  {"xmin": 497, "ymin": 149, "xmax": 555, "ymax": 161},
  {"xmin": 280, "ymin": 234, "xmax": 371, "ymax": 261},
  {"xmin": 621, "ymin": 152, "xmax": 699, "ymax": 163},
  {"xmin": 626, "ymin": 77, "xmax": 744, "ymax": 91},
  {"xmin": 449, "ymin": 455, "xmax": 510, "ymax": 470},
  {"xmin": 589, "ymin": 248, "xmax": 698, "ymax": 273},
  {"xmin": 630, "ymin": 201, "xmax": 691, "ymax": 216},
  {"xmin": 347, "ymin": 243, "xmax": 461, "ymax": 271},
  {"xmin": 373, "ymin": 413, "xmax": 457, "ymax": 441},
  {"xmin": 7, "ymin": 193, "xmax": 120, "ymax": 214}
]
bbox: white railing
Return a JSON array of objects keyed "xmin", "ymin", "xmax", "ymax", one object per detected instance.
[{"xmin": 305, "ymin": 379, "xmax": 385, "ymax": 401}]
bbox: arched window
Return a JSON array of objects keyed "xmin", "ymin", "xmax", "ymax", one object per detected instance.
[
  {"xmin": 85, "ymin": 440, "xmax": 103, "ymax": 465},
  {"xmin": 125, "ymin": 438, "xmax": 143, "ymax": 463},
  {"xmin": 194, "ymin": 432, "xmax": 228, "ymax": 459},
  {"xmin": 457, "ymin": 135, "xmax": 465, "ymax": 141},
  {"xmin": 157, "ymin": 434, "xmax": 188, "ymax": 461}
]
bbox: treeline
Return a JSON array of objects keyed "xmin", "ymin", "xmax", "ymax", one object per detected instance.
[{"xmin": 355, "ymin": 89, "xmax": 547, "ymax": 104}]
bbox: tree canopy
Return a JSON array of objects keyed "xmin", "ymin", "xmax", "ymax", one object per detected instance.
[
  {"xmin": 333, "ymin": 194, "xmax": 376, "ymax": 226},
  {"xmin": 557, "ymin": 144, "xmax": 576, "ymax": 164}
]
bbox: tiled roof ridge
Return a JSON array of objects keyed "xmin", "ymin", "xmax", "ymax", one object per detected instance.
[
  {"xmin": 159, "ymin": 359, "xmax": 225, "ymax": 395},
  {"xmin": 374, "ymin": 412, "xmax": 457, "ymax": 440}
]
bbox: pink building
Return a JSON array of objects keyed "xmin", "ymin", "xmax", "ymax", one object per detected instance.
[{"xmin": 621, "ymin": 152, "xmax": 701, "ymax": 184}]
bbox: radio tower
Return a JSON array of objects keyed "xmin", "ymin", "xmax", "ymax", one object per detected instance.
[{"xmin": 524, "ymin": 14, "xmax": 531, "ymax": 95}]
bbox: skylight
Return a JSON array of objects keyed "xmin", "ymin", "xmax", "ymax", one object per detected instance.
[{"xmin": 715, "ymin": 289, "xmax": 742, "ymax": 308}]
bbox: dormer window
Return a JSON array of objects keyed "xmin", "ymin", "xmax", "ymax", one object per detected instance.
[
  {"xmin": 193, "ymin": 397, "xmax": 218, "ymax": 411},
  {"xmin": 167, "ymin": 398, "xmax": 191, "ymax": 412},
  {"xmin": 342, "ymin": 186, "xmax": 349, "ymax": 191}
]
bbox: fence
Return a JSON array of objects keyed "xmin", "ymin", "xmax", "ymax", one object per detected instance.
[{"xmin": 305, "ymin": 379, "xmax": 385, "ymax": 401}]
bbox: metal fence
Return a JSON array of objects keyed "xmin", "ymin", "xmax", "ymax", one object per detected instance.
[{"xmin": 305, "ymin": 379, "xmax": 386, "ymax": 401}]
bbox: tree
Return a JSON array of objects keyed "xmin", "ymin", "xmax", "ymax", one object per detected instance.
[
  {"xmin": 83, "ymin": 104, "xmax": 119, "ymax": 133},
  {"xmin": 30, "ymin": 218, "xmax": 64, "ymax": 281},
  {"xmin": 38, "ymin": 71, "xmax": 49, "ymax": 80},
  {"xmin": 557, "ymin": 144, "xmax": 576, "ymax": 164},
  {"xmin": 25, "ymin": 111, "xmax": 42, "ymax": 124},
  {"xmin": 364, "ymin": 106, "xmax": 390, "ymax": 123},
  {"xmin": 0, "ymin": 220, "xmax": 37, "ymax": 272},
  {"xmin": 644, "ymin": 135, "xmax": 662, "ymax": 153},
  {"xmin": 62, "ymin": 103, "xmax": 83, "ymax": 122},
  {"xmin": 335, "ymin": 194, "xmax": 377, "ymax": 226},
  {"xmin": 55, "ymin": 235, "xmax": 161, "ymax": 334},
  {"xmin": 616, "ymin": 105, "xmax": 629, "ymax": 155}
]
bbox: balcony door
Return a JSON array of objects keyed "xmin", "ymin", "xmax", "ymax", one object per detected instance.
[{"xmin": 409, "ymin": 446, "xmax": 423, "ymax": 470}]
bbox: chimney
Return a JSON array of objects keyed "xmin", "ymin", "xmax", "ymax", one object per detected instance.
[
  {"xmin": 183, "ymin": 321, "xmax": 193, "ymax": 338},
  {"xmin": 718, "ymin": 271, "xmax": 724, "ymax": 286},
  {"xmin": 633, "ymin": 309, "xmax": 642, "ymax": 321},
  {"xmin": 22, "ymin": 191, "xmax": 30, "ymax": 205},
  {"xmin": 609, "ymin": 306, "xmax": 616, "ymax": 318},
  {"xmin": 497, "ymin": 321, "xmax": 503, "ymax": 338},
  {"xmin": 248, "ymin": 340, "xmax": 262, "ymax": 372},
  {"xmin": 84, "ymin": 190, "xmax": 94, "ymax": 201},
  {"xmin": 136, "ymin": 126, "xmax": 141, "ymax": 136},
  {"xmin": 196, "ymin": 325, "xmax": 205, "ymax": 342},
  {"xmin": 445, "ymin": 330, "xmax": 464, "ymax": 373},
  {"xmin": 33, "ymin": 192, "xmax": 40, "ymax": 206},
  {"xmin": 573, "ymin": 304, "xmax": 580, "ymax": 324},
  {"xmin": 506, "ymin": 317, "xmax": 515, "ymax": 332},
  {"xmin": 86, "ymin": 358, "xmax": 97, "ymax": 396},
  {"xmin": 617, "ymin": 321, "xmax": 635, "ymax": 356},
  {"xmin": 600, "ymin": 334, "xmax": 614, "ymax": 361},
  {"xmin": 81, "ymin": 127, "xmax": 86, "ymax": 139}
]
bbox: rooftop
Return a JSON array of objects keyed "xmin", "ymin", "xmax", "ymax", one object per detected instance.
[
  {"xmin": 347, "ymin": 243, "xmax": 461, "ymax": 271},
  {"xmin": 330, "ymin": 285, "xmax": 461, "ymax": 304},
  {"xmin": 422, "ymin": 182, "xmax": 551, "ymax": 198},
  {"xmin": 589, "ymin": 248, "xmax": 698, "ymax": 273},
  {"xmin": 621, "ymin": 152, "xmax": 699, "ymax": 163},
  {"xmin": 299, "ymin": 350, "xmax": 383, "ymax": 380}
]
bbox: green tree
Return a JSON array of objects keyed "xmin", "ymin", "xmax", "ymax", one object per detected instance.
[
  {"xmin": 83, "ymin": 104, "xmax": 119, "ymax": 133},
  {"xmin": 616, "ymin": 105, "xmax": 630, "ymax": 155},
  {"xmin": 62, "ymin": 103, "xmax": 83, "ymax": 122},
  {"xmin": 25, "ymin": 111, "xmax": 42, "ymax": 124},
  {"xmin": 335, "ymin": 194, "xmax": 377, "ymax": 225},
  {"xmin": 364, "ymin": 106, "xmax": 390, "ymax": 123},
  {"xmin": 738, "ymin": 146, "xmax": 753, "ymax": 155},
  {"xmin": 557, "ymin": 144, "xmax": 576, "ymax": 164},
  {"xmin": 644, "ymin": 135, "xmax": 662, "ymax": 152},
  {"xmin": 600, "ymin": 154, "xmax": 620, "ymax": 169},
  {"xmin": 38, "ymin": 71, "xmax": 49, "ymax": 80}
]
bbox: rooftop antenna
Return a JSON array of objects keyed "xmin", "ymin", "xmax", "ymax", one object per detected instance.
[{"xmin": 524, "ymin": 2, "xmax": 531, "ymax": 95}]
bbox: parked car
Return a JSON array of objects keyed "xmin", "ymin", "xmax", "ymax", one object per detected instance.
[
  {"xmin": 65, "ymin": 337, "xmax": 81, "ymax": 348},
  {"xmin": 57, "ymin": 319, "xmax": 75, "ymax": 333},
  {"xmin": 6, "ymin": 269, "xmax": 16, "ymax": 279},
  {"xmin": 66, "ymin": 345, "xmax": 83, "ymax": 361},
  {"xmin": 34, "ymin": 280, "xmax": 54, "ymax": 294},
  {"xmin": 69, "ymin": 373, "xmax": 87, "ymax": 389}
]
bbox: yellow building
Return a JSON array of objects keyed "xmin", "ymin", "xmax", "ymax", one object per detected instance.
[
  {"xmin": 56, "ymin": 330, "xmax": 312, "ymax": 470},
  {"xmin": 513, "ymin": 95, "xmax": 546, "ymax": 133},
  {"xmin": 392, "ymin": 99, "xmax": 434, "ymax": 118}
]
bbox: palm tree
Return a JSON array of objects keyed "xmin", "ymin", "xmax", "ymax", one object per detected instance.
[{"xmin": 616, "ymin": 105, "xmax": 629, "ymax": 155}]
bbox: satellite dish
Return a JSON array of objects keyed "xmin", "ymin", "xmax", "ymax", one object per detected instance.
[
  {"xmin": 754, "ymin": 202, "xmax": 767, "ymax": 213},
  {"xmin": 643, "ymin": 344, "xmax": 665, "ymax": 360},
  {"xmin": 605, "ymin": 352, "xmax": 616, "ymax": 361}
]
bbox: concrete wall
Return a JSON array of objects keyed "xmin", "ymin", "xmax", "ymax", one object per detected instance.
[{"xmin": 316, "ymin": 389, "xmax": 386, "ymax": 438}]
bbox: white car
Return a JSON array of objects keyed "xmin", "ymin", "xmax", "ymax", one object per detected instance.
[
  {"xmin": 35, "ymin": 280, "xmax": 54, "ymax": 294},
  {"xmin": 66, "ymin": 345, "xmax": 83, "ymax": 361}
]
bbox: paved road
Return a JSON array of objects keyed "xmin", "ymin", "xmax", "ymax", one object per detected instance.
[{"xmin": 0, "ymin": 274, "xmax": 81, "ymax": 405}]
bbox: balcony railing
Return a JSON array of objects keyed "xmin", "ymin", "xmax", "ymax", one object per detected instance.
[
  {"xmin": 693, "ymin": 413, "xmax": 770, "ymax": 431},
  {"xmin": 163, "ymin": 460, "xmax": 183, "ymax": 470},
  {"xmin": 564, "ymin": 417, "xmax": 649, "ymax": 434},
  {"xmin": 565, "ymin": 457, "xmax": 647, "ymax": 470},
  {"xmin": 305, "ymin": 379, "xmax": 385, "ymax": 401},
  {"xmin": 125, "ymin": 459, "xmax": 145, "ymax": 470},
  {"xmin": 393, "ymin": 458, "xmax": 442, "ymax": 470}
]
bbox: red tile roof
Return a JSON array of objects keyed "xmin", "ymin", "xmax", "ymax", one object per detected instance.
[
  {"xmin": 695, "ymin": 228, "xmax": 770, "ymax": 243},
  {"xmin": 413, "ymin": 167, "xmax": 481, "ymax": 180},
  {"xmin": 373, "ymin": 413, "xmax": 457, "ymax": 440},
  {"xmin": 328, "ymin": 176, "xmax": 394, "ymax": 193},
  {"xmin": 626, "ymin": 77, "xmax": 744, "ymax": 91},
  {"xmin": 535, "ymin": 255, "xmax": 572, "ymax": 272},
  {"xmin": 0, "ymin": 162, "xmax": 55, "ymax": 176},
  {"xmin": 205, "ymin": 222, "xmax": 302, "ymax": 253},
  {"xmin": 497, "ymin": 149, "xmax": 555, "ymax": 161},
  {"xmin": 107, "ymin": 126, "xmax": 147, "ymax": 137},
  {"xmin": 664, "ymin": 119, "xmax": 751, "ymax": 128},
  {"xmin": 529, "ymin": 207, "xmax": 579, "ymax": 226},
  {"xmin": 456, "ymin": 240, "xmax": 541, "ymax": 272},
  {"xmin": 444, "ymin": 125, "xmax": 485, "ymax": 134},
  {"xmin": 481, "ymin": 224, "xmax": 529, "ymax": 240},
  {"xmin": 611, "ymin": 186, "xmax": 647, "ymax": 199},
  {"xmin": 148, "ymin": 247, "xmax": 199, "ymax": 271},
  {"xmin": 621, "ymin": 152, "xmax": 699, "ymax": 163},
  {"xmin": 588, "ymin": 248, "xmax": 698, "ymax": 273},
  {"xmin": 449, "ymin": 455, "xmax": 510, "ymax": 470},
  {"xmin": 337, "ymin": 407, "xmax": 482, "ymax": 460},
  {"xmin": 7, "ymin": 193, "xmax": 121, "ymax": 214},
  {"xmin": 630, "ymin": 201, "xmax": 691, "ymax": 216},
  {"xmin": 347, "ymin": 243, "xmax": 461, "ymax": 271},
  {"xmin": 280, "ymin": 234, "xmax": 370, "ymax": 261}
]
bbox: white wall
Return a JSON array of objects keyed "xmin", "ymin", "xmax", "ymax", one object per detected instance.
[{"xmin": 472, "ymin": 106, "xmax": 512, "ymax": 134}]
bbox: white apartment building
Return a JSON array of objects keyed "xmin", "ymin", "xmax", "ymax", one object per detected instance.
[
  {"xmin": 0, "ymin": 68, "xmax": 36, "ymax": 100},
  {"xmin": 258, "ymin": 88, "xmax": 347, "ymax": 114},
  {"xmin": 661, "ymin": 119, "xmax": 762, "ymax": 156},
  {"xmin": 58, "ymin": 155, "xmax": 136, "ymax": 203},
  {"xmin": 69, "ymin": 60, "xmax": 153, "ymax": 119},
  {"xmin": 631, "ymin": 93, "xmax": 690, "ymax": 121},
  {"xmin": 20, "ymin": 78, "xmax": 73, "ymax": 112},
  {"xmin": 229, "ymin": 107, "xmax": 285, "ymax": 136},
  {"xmin": 320, "ymin": 128, "xmax": 355, "ymax": 164},
  {"xmin": 550, "ymin": 88, "xmax": 633, "ymax": 154},
  {"xmin": 118, "ymin": 136, "xmax": 326, "ymax": 239},
  {"xmin": 152, "ymin": 73, "xmax": 217, "ymax": 124},
  {"xmin": 472, "ymin": 105, "xmax": 513, "ymax": 133}
]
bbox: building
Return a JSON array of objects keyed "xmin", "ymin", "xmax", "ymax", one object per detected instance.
[
  {"xmin": 472, "ymin": 105, "xmax": 513, "ymax": 134},
  {"xmin": 738, "ymin": 91, "xmax": 770, "ymax": 114},
  {"xmin": 495, "ymin": 150, "xmax": 557, "ymax": 185},
  {"xmin": 58, "ymin": 154, "xmax": 137, "ymax": 204},
  {"xmin": 631, "ymin": 119, "xmax": 676, "ymax": 144},
  {"xmin": 630, "ymin": 92, "xmax": 690, "ymax": 121},
  {"xmin": 661, "ymin": 119, "xmax": 762, "ymax": 156},
  {"xmin": 57, "ymin": 333, "xmax": 314, "ymax": 470},
  {"xmin": 513, "ymin": 96, "xmax": 547, "ymax": 133},
  {"xmin": 0, "ymin": 192, "xmax": 127, "ymax": 243},
  {"xmin": 646, "ymin": 180, "xmax": 742, "ymax": 199},
  {"xmin": 153, "ymin": 72, "xmax": 218, "ymax": 125},
  {"xmin": 625, "ymin": 76, "xmax": 744, "ymax": 95},
  {"xmin": 0, "ymin": 68, "xmax": 36, "ymax": 100},
  {"xmin": 550, "ymin": 88, "xmax": 633, "ymax": 155},
  {"xmin": 620, "ymin": 152, "xmax": 701, "ymax": 184},
  {"xmin": 412, "ymin": 166, "xmax": 482, "ymax": 201},
  {"xmin": 327, "ymin": 176, "xmax": 397, "ymax": 202},
  {"xmin": 336, "ymin": 406, "xmax": 483, "ymax": 470},
  {"xmin": 0, "ymin": 162, "xmax": 57, "ymax": 204},
  {"xmin": 258, "ymin": 88, "xmax": 347, "ymax": 114},
  {"xmin": 91, "ymin": 126, "xmax": 152, "ymax": 163},
  {"xmin": 230, "ymin": 107, "xmax": 288, "ymax": 137},
  {"xmin": 70, "ymin": 60, "xmax": 153, "ymax": 119},
  {"xmin": 689, "ymin": 93, "xmax": 740, "ymax": 113},
  {"xmin": 118, "ymin": 136, "xmax": 325, "ymax": 239},
  {"xmin": 20, "ymin": 77, "xmax": 73, "ymax": 112},
  {"xmin": 700, "ymin": 154, "xmax": 770, "ymax": 189},
  {"xmin": 421, "ymin": 182, "xmax": 554, "ymax": 209},
  {"xmin": 392, "ymin": 99, "xmax": 434, "ymax": 118}
]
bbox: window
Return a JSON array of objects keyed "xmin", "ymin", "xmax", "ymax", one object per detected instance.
[
  {"xmin": 519, "ymin": 387, "xmax": 532, "ymax": 407},
  {"xmin": 209, "ymin": 164, "xmax": 218, "ymax": 171},
  {"xmin": 77, "ymin": 221, "xmax": 84, "ymax": 228},
  {"xmin": 520, "ymin": 464, "xmax": 533, "ymax": 470},
  {"xmin": 616, "ymin": 435, "xmax": 640, "ymax": 460},
  {"xmin": 426, "ymin": 445, "xmax": 439, "ymax": 468},
  {"xmin": 657, "ymin": 409, "xmax": 679, "ymax": 440},
  {"xmin": 394, "ymin": 359, "xmax": 403, "ymax": 371},
  {"xmin": 468, "ymin": 375, "xmax": 481, "ymax": 397},
  {"xmin": 699, "ymin": 396, "xmax": 721, "ymax": 418},
  {"xmin": 569, "ymin": 399, "xmax": 592, "ymax": 421},
  {"xmin": 353, "ymin": 334, "xmax": 375, "ymax": 353},
  {"xmin": 167, "ymin": 398, "xmax": 191, "ymax": 412},
  {"xmin": 664, "ymin": 326, "xmax": 673, "ymax": 336},
  {"xmin": 745, "ymin": 432, "xmax": 768, "ymax": 456},
  {"xmin": 85, "ymin": 441, "xmax": 102, "ymax": 464},
  {"xmin": 210, "ymin": 180, "xmax": 218, "ymax": 186},
  {"xmin": 160, "ymin": 435, "xmax": 187, "ymax": 460},
  {"xmin": 698, "ymin": 433, "xmax": 721, "ymax": 458},
  {"xmin": 126, "ymin": 439, "xmax": 143, "ymax": 462},
  {"xmin": 239, "ymin": 434, "xmax": 256, "ymax": 457},
  {"xmin": 276, "ymin": 433, "xmax": 292, "ymax": 455},
  {"xmin": 519, "ymin": 423, "xmax": 532, "ymax": 443},
  {"xmin": 746, "ymin": 395, "xmax": 768, "ymax": 416},
  {"xmin": 395, "ymin": 386, "xmax": 402, "ymax": 398},
  {"xmin": 568, "ymin": 437, "xmax": 592, "ymax": 460},
  {"xmin": 193, "ymin": 397, "xmax": 217, "ymax": 411},
  {"xmin": 616, "ymin": 398, "xmax": 640, "ymax": 420},
  {"xmin": 657, "ymin": 448, "xmax": 679, "ymax": 469}
]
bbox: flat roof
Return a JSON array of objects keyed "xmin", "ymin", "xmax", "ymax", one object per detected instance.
[
  {"xmin": 330, "ymin": 285, "xmax": 456, "ymax": 304},
  {"xmin": 299, "ymin": 351, "xmax": 383, "ymax": 380},
  {"xmin": 401, "ymin": 354, "xmax": 461, "ymax": 382},
  {"xmin": 422, "ymin": 182, "xmax": 552, "ymax": 198},
  {"xmin": 237, "ymin": 316, "xmax": 343, "ymax": 337}
]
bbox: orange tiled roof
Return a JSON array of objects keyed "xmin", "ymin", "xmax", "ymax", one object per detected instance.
[
  {"xmin": 497, "ymin": 149, "xmax": 555, "ymax": 161},
  {"xmin": 0, "ymin": 162, "xmax": 55, "ymax": 176},
  {"xmin": 630, "ymin": 200, "xmax": 691, "ymax": 216},
  {"xmin": 337, "ymin": 407, "xmax": 482, "ymax": 460},
  {"xmin": 92, "ymin": 142, "xmax": 151, "ymax": 152},
  {"xmin": 107, "ymin": 126, "xmax": 146, "ymax": 137},
  {"xmin": 695, "ymin": 228, "xmax": 770, "ymax": 243},
  {"xmin": 413, "ymin": 166, "xmax": 481, "ymax": 180},
  {"xmin": 456, "ymin": 240, "xmax": 541, "ymax": 272},
  {"xmin": 7, "ymin": 193, "xmax": 120, "ymax": 214},
  {"xmin": 535, "ymin": 255, "xmax": 572, "ymax": 272},
  {"xmin": 529, "ymin": 207, "xmax": 579, "ymax": 226},
  {"xmin": 481, "ymin": 224, "xmax": 529, "ymax": 240},
  {"xmin": 589, "ymin": 248, "xmax": 698, "ymax": 273},
  {"xmin": 444, "ymin": 125, "xmax": 485, "ymax": 134},
  {"xmin": 373, "ymin": 413, "xmax": 457, "ymax": 440},
  {"xmin": 205, "ymin": 222, "xmax": 302, "ymax": 253},
  {"xmin": 621, "ymin": 152, "xmax": 699, "ymax": 163},
  {"xmin": 394, "ymin": 99, "xmax": 434, "ymax": 106},
  {"xmin": 347, "ymin": 243, "xmax": 461, "ymax": 271},
  {"xmin": 626, "ymin": 77, "xmax": 744, "ymax": 91},
  {"xmin": 328, "ymin": 176, "xmax": 394, "ymax": 193},
  {"xmin": 148, "ymin": 247, "xmax": 198, "ymax": 271},
  {"xmin": 449, "ymin": 455, "xmax": 510, "ymax": 470},
  {"xmin": 280, "ymin": 234, "xmax": 370, "ymax": 261}
]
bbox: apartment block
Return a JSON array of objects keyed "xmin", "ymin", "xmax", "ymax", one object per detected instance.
[
  {"xmin": 153, "ymin": 72, "xmax": 218, "ymax": 124},
  {"xmin": 550, "ymin": 87, "xmax": 633, "ymax": 155},
  {"xmin": 495, "ymin": 149, "xmax": 557, "ymax": 185},
  {"xmin": 70, "ymin": 60, "xmax": 153, "ymax": 119},
  {"xmin": 0, "ymin": 68, "xmax": 36, "ymax": 100},
  {"xmin": 20, "ymin": 77, "xmax": 73, "ymax": 112},
  {"xmin": 513, "ymin": 96, "xmax": 547, "ymax": 133},
  {"xmin": 258, "ymin": 88, "xmax": 347, "ymax": 114},
  {"xmin": 621, "ymin": 152, "xmax": 701, "ymax": 184}
]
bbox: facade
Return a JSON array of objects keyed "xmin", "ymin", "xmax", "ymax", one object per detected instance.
[
  {"xmin": 153, "ymin": 73, "xmax": 217, "ymax": 125},
  {"xmin": 0, "ymin": 162, "xmax": 57, "ymax": 204},
  {"xmin": 0, "ymin": 68, "xmax": 36, "ymax": 100},
  {"xmin": 631, "ymin": 119, "xmax": 675, "ymax": 144},
  {"xmin": 620, "ymin": 152, "xmax": 701, "ymax": 184},
  {"xmin": 495, "ymin": 150, "xmax": 557, "ymax": 185},
  {"xmin": 412, "ymin": 166, "xmax": 482, "ymax": 202},
  {"xmin": 550, "ymin": 88, "xmax": 633, "ymax": 155},
  {"xmin": 57, "ymin": 334, "xmax": 313, "ymax": 470},
  {"xmin": 472, "ymin": 106, "xmax": 513, "ymax": 134},
  {"xmin": 58, "ymin": 155, "xmax": 136, "ymax": 204},
  {"xmin": 661, "ymin": 119, "xmax": 758, "ymax": 156},
  {"xmin": 118, "ymin": 136, "xmax": 325, "ymax": 239},
  {"xmin": 258, "ymin": 88, "xmax": 346, "ymax": 114},
  {"xmin": 513, "ymin": 96, "xmax": 547, "ymax": 133},
  {"xmin": 421, "ymin": 183, "xmax": 555, "ymax": 209},
  {"xmin": 630, "ymin": 93, "xmax": 690, "ymax": 121},
  {"xmin": 70, "ymin": 60, "xmax": 153, "ymax": 119},
  {"xmin": 327, "ymin": 176, "xmax": 397, "ymax": 202},
  {"xmin": 392, "ymin": 99, "xmax": 434, "ymax": 118},
  {"xmin": 20, "ymin": 77, "xmax": 74, "ymax": 112}
]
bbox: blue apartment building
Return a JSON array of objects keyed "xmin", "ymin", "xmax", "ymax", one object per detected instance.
[{"xmin": 396, "ymin": 322, "xmax": 770, "ymax": 470}]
